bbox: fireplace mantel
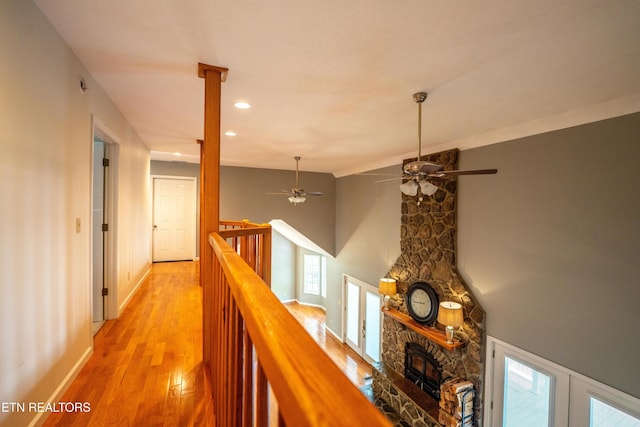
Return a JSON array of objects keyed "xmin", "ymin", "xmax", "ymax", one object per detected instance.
[{"xmin": 383, "ymin": 308, "xmax": 464, "ymax": 351}]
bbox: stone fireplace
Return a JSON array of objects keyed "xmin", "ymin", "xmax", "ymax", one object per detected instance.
[{"xmin": 371, "ymin": 149, "xmax": 485, "ymax": 426}]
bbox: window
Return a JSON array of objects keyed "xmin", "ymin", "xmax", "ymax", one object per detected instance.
[
  {"xmin": 488, "ymin": 339, "xmax": 568, "ymax": 427},
  {"xmin": 570, "ymin": 370, "xmax": 640, "ymax": 427},
  {"xmin": 303, "ymin": 253, "xmax": 325, "ymax": 296},
  {"xmin": 486, "ymin": 336, "xmax": 640, "ymax": 427},
  {"xmin": 503, "ymin": 356, "xmax": 554, "ymax": 426},
  {"xmin": 590, "ymin": 397, "xmax": 640, "ymax": 427},
  {"xmin": 321, "ymin": 256, "xmax": 327, "ymax": 298}
]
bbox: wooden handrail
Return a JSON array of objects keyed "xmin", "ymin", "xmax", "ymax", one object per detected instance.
[
  {"xmin": 206, "ymin": 227, "xmax": 391, "ymax": 427},
  {"xmin": 217, "ymin": 220, "xmax": 271, "ymax": 286}
]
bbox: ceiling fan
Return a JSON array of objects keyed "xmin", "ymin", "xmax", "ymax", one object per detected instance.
[
  {"xmin": 268, "ymin": 156, "xmax": 323, "ymax": 204},
  {"xmin": 392, "ymin": 92, "xmax": 497, "ymax": 197}
]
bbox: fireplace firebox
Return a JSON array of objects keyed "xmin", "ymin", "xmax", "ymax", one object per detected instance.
[{"xmin": 404, "ymin": 342, "xmax": 442, "ymax": 400}]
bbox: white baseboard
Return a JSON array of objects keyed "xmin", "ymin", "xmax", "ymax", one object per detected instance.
[
  {"xmin": 118, "ymin": 266, "xmax": 151, "ymax": 315},
  {"xmin": 326, "ymin": 325, "xmax": 342, "ymax": 343},
  {"xmin": 28, "ymin": 346, "xmax": 93, "ymax": 427},
  {"xmin": 287, "ymin": 299, "xmax": 326, "ymax": 311}
]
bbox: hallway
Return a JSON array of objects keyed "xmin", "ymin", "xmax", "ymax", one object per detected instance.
[
  {"xmin": 43, "ymin": 261, "xmax": 372, "ymax": 426},
  {"xmin": 44, "ymin": 261, "xmax": 209, "ymax": 426}
]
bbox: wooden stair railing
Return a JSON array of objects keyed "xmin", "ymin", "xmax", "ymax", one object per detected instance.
[
  {"xmin": 219, "ymin": 220, "xmax": 272, "ymax": 285},
  {"xmin": 206, "ymin": 223, "xmax": 392, "ymax": 427}
]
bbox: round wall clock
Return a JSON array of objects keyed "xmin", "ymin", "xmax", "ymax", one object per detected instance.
[{"xmin": 406, "ymin": 282, "xmax": 439, "ymax": 325}]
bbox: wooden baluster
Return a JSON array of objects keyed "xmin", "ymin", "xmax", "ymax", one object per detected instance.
[
  {"xmin": 243, "ymin": 332, "xmax": 254, "ymax": 427},
  {"xmin": 229, "ymin": 298, "xmax": 243, "ymax": 426},
  {"xmin": 262, "ymin": 229, "xmax": 272, "ymax": 287},
  {"xmin": 255, "ymin": 364, "xmax": 269, "ymax": 427},
  {"xmin": 222, "ymin": 288, "xmax": 229, "ymax": 427}
]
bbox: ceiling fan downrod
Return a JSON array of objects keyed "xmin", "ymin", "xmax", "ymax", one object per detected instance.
[
  {"xmin": 413, "ymin": 92, "xmax": 428, "ymax": 162},
  {"xmin": 294, "ymin": 156, "xmax": 301, "ymax": 188}
]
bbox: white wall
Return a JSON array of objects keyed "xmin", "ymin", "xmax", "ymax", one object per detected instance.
[{"xmin": 0, "ymin": 1, "xmax": 151, "ymax": 425}]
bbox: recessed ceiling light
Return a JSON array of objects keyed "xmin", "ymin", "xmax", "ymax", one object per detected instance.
[
  {"xmin": 225, "ymin": 131, "xmax": 237, "ymax": 137},
  {"xmin": 173, "ymin": 152, "xmax": 182, "ymax": 156},
  {"xmin": 234, "ymin": 101, "xmax": 251, "ymax": 109}
]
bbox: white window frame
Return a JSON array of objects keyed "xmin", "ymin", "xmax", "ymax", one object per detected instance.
[
  {"xmin": 320, "ymin": 256, "xmax": 327, "ymax": 298},
  {"xmin": 569, "ymin": 372, "xmax": 640, "ymax": 426},
  {"xmin": 485, "ymin": 336, "xmax": 570, "ymax": 427},
  {"xmin": 303, "ymin": 253, "xmax": 325, "ymax": 296},
  {"xmin": 485, "ymin": 336, "xmax": 640, "ymax": 427}
]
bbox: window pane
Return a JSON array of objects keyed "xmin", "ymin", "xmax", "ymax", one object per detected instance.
[
  {"xmin": 503, "ymin": 356, "xmax": 552, "ymax": 426},
  {"xmin": 303, "ymin": 254, "xmax": 320, "ymax": 295},
  {"xmin": 321, "ymin": 257, "xmax": 327, "ymax": 298},
  {"xmin": 591, "ymin": 397, "xmax": 640, "ymax": 427},
  {"xmin": 364, "ymin": 290, "xmax": 381, "ymax": 361},
  {"xmin": 346, "ymin": 282, "xmax": 360, "ymax": 345}
]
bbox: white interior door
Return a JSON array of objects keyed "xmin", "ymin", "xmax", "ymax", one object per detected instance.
[
  {"xmin": 343, "ymin": 275, "xmax": 382, "ymax": 364},
  {"xmin": 152, "ymin": 177, "xmax": 196, "ymax": 262},
  {"xmin": 92, "ymin": 139, "xmax": 105, "ymax": 323}
]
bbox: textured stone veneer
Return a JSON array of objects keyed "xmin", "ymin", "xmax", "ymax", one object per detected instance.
[
  {"xmin": 372, "ymin": 362, "xmax": 440, "ymax": 427},
  {"xmin": 379, "ymin": 148, "xmax": 485, "ymax": 425}
]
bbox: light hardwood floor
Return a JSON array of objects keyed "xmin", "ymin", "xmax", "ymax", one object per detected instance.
[
  {"xmin": 284, "ymin": 301, "xmax": 372, "ymax": 388},
  {"xmin": 43, "ymin": 261, "xmax": 372, "ymax": 426},
  {"xmin": 44, "ymin": 261, "xmax": 209, "ymax": 426}
]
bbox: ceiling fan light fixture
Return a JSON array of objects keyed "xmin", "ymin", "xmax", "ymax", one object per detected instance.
[
  {"xmin": 399, "ymin": 180, "xmax": 419, "ymax": 196},
  {"xmin": 288, "ymin": 195, "xmax": 306, "ymax": 204},
  {"xmin": 419, "ymin": 179, "xmax": 438, "ymax": 196}
]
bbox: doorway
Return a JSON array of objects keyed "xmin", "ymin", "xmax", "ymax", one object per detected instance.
[
  {"xmin": 92, "ymin": 117, "xmax": 119, "ymax": 335},
  {"xmin": 343, "ymin": 275, "xmax": 381, "ymax": 364},
  {"xmin": 152, "ymin": 176, "xmax": 196, "ymax": 262},
  {"xmin": 92, "ymin": 138, "xmax": 106, "ymax": 332}
]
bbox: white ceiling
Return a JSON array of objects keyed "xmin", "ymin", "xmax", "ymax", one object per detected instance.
[{"xmin": 35, "ymin": 0, "xmax": 640, "ymax": 177}]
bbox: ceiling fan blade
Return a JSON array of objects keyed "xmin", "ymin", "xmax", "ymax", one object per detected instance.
[
  {"xmin": 305, "ymin": 191, "xmax": 323, "ymax": 196},
  {"xmin": 429, "ymin": 168, "xmax": 498, "ymax": 177},
  {"xmin": 423, "ymin": 175, "xmax": 449, "ymax": 184},
  {"xmin": 267, "ymin": 192, "xmax": 292, "ymax": 196},
  {"xmin": 375, "ymin": 176, "xmax": 406, "ymax": 183}
]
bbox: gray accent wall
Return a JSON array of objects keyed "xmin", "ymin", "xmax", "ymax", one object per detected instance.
[
  {"xmin": 220, "ymin": 165, "xmax": 336, "ymax": 255},
  {"xmin": 456, "ymin": 112, "xmax": 640, "ymax": 399},
  {"xmin": 329, "ymin": 166, "xmax": 402, "ymax": 335},
  {"xmin": 333, "ymin": 114, "xmax": 640, "ymax": 400}
]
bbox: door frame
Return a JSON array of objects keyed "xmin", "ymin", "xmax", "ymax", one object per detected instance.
[
  {"xmin": 151, "ymin": 175, "xmax": 197, "ymax": 262},
  {"xmin": 341, "ymin": 274, "xmax": 382, "ymax": 364},
  {"xmin": 91, "ymin": 116, "xmax": 119, "ymax": 321}
]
